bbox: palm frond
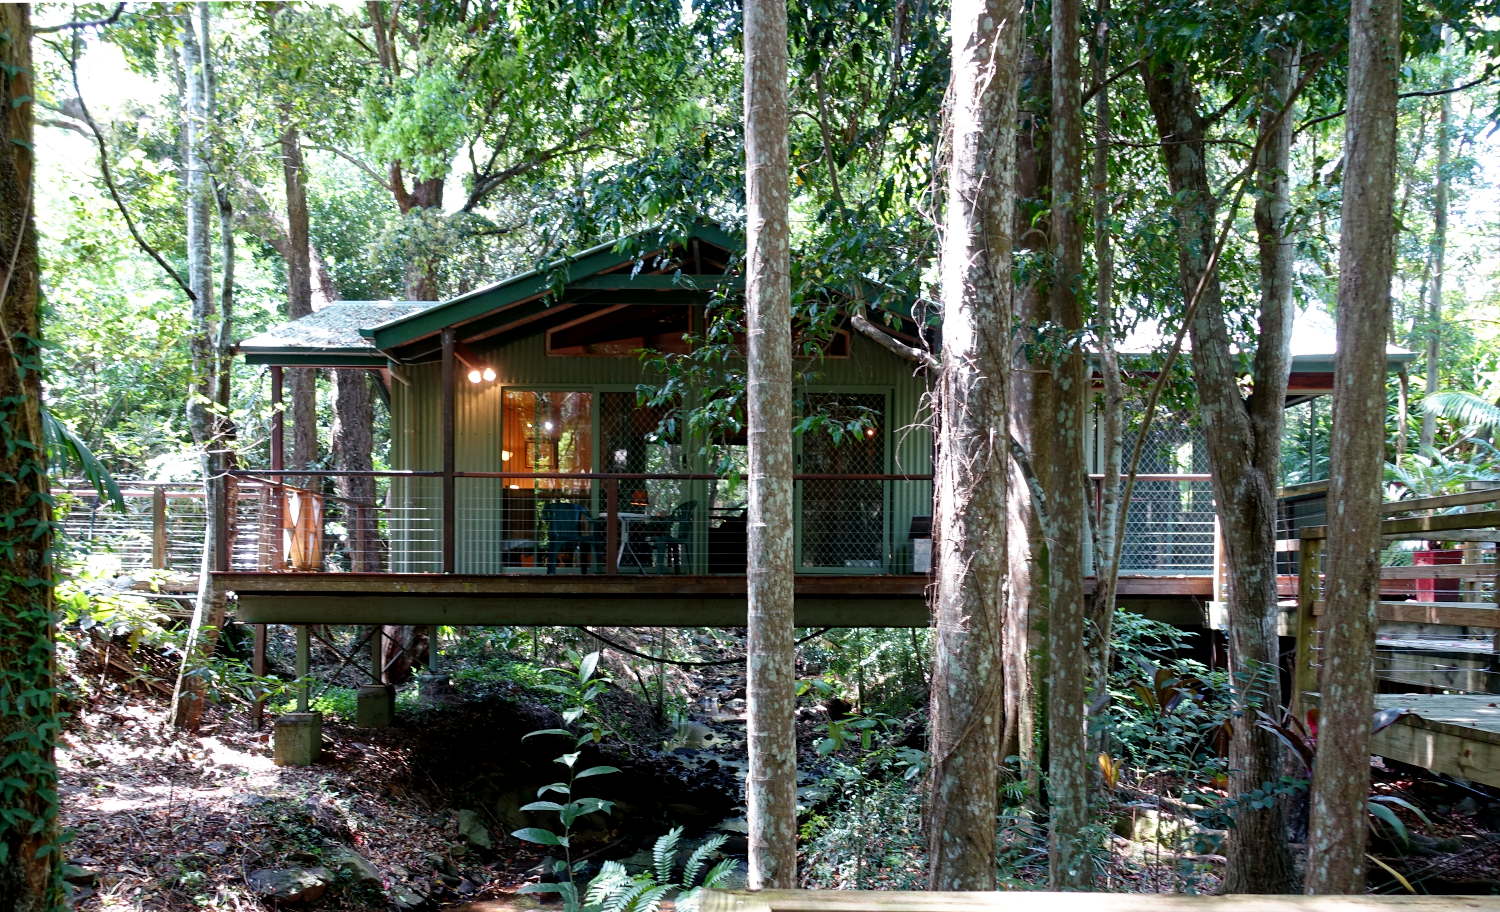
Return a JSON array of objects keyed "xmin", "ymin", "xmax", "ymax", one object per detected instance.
[
  {"xmin": 701, "ymin": 858, "xmax": 740, "ymax": 889},
  {"xmin": 43, "ymin": 409, "xmax": 125, "ymax": 512},
  {"xmin": 1422, "ymin": 391, "xmax": 1500, "ymax": 430}
]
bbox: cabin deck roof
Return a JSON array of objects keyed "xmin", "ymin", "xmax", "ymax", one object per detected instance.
[{"xmin": 236, "ymin": 300, "xmax": 430, "ymax": 365}]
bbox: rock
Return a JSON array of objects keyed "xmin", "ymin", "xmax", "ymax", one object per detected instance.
[
  {"xmin": 389, "ymin": 883, "xmax": 427, "ymax": 910},
  {"xmin": 457, "ymin": 809, "xmax": 493, "ymax": 850},
  {"xmin": 61, "ymin": 864, "xmax": 97, "ymax": 887},
  {"xmin": 247, "ymin": 867, "xmax": 332, "ymax": 904},
  {"xmin": 325, "ymin": 846, "xmax": 382, "ymax": 888}
]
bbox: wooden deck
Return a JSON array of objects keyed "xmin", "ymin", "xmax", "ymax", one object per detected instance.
[
  {"xmin": 215, "ymin": 571, "xmax": 1212, "ymax": 628},
  {"xmin": 1372, "ymin": 694, "xmax": 1500, "ymax": 789}
]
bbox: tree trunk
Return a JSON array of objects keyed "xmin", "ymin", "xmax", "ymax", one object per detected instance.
[
  {"xmin": 0, "ymin": 8, "xmax": 61, "ymax": 907},
  {"xmin": 1087, "ymin": 0, "xmax": 1125, "ymax": 743},
  {"xmin": 926, "ymin": 0, "xmax": 1020, "ymax": 890},
  {"xmin": 1305, "ymin": 0, "xmax": 1400, "ymax": 892},
  {"xmin": 1142, "ymin": 55, "xmax": 1297, "ymax": 893},
  {"xmin": 1046, "ymin": 0, "xmax": 1090, "ymax": 887},
  {"xmin": 1419, "ymin": 90, "xmax": 1449, "ymax": 450},
  {"xmin": 280, "ymin": 121, "xmax": 318, "ymax": 469},
  {"xmin": 743, "ymin": 0, "xmax": 797, "ymax": 888},
  {"xmin": 1005, "ymin": 36, "xmax": 1049, "ymax": 790},
  {"xmin": 334, "ymin": 371, "xmax": 379, "ymax": 572},
  {"xmin": 172, "ymin": 7, "xmax": 232, "ymax": 732}
]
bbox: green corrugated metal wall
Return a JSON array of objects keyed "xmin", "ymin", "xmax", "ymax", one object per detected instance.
[{"xmin": 389, "ymin": 329, "xmax": 934, "ymax": 573}]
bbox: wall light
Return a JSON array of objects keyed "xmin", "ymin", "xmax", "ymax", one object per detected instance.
[
  {"xmin": 482, "ymin": 367, "xmax": 496, "ymax": 382},
  {"xmin": 467, "ymin": 369, "xmax": 482, "ymax": 384}
]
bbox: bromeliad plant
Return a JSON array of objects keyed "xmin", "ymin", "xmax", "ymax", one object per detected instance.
[{"xmin": 514, "ymin": 651, "xmax": 622, "ymax": 905}]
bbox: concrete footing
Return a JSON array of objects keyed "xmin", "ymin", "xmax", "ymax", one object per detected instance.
[
  {"xmin": 356, "ymin": 684, "xmax": 396, "ymax": 728},
  {"xmin": 418, "ymin": 673, "xmax": 457, "ymax": 705},
  {"xmin": 273, "ymin": 712, "xmax": 322, "ymax": 767}
]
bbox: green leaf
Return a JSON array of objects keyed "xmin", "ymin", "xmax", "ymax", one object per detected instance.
[
  {"xmin": 524, "ymin": 728, "xmax": 573, "ymax": 740},
  {"xmin": 575, "ymin": 765, "xmax": 620, "ymax": 778},
  {"xmin": 579, "ymin": 650, "xmax": 601, "ymax": 683},
  {"xmin": 519, "ymin": 801, "xmax": 564, "ymax": 813},
  {"xmin": 511, "ymin": 827, "xmax": 563, "ymax": 846}
]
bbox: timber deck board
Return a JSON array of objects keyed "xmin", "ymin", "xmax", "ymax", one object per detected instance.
[
  {"xmin": 213, "ymin": 571, "xmax": 1211, "ymax": 627},
  {"xmin": 1364, "ymin": 694, "xmax": 1500, "ymax": 789},
  {"xmin": 703, "ymin": 890, "xmax": 1500, "ymax": 912}
]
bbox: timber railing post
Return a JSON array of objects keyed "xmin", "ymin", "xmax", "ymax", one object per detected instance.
[
  {"xmin": 1291, "ymin": 531, "xmax": 1324, "ymax": 718},
  {"xmin": 441, "ymin": 328, "xmax": 457, "ymax": 574},
  {"xmin": 151, "ymin": 485, "xmax": 168, "ymax": 570},
  {"xmin": 605, "ymin": 477, "xmax": 619, "ymax": 574}
]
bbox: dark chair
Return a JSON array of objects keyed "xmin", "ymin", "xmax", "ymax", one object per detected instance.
[
  {"xmin": 645, "ymin": 500, "xmax": 697, "ymax": 573},
  {"xmin": 541, "ymin": 501, "xmax": 598, "ymax": 573}
]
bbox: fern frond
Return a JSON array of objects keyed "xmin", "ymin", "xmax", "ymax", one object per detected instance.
[
  {"xmin": 1423, "ymin": 391, "xmax": 1500, "ymax": 430},
  {"xmin": 701, "ymin": 858, "xmax": 741, "ymax": 889},
  {"xmin": 681, "ymin": 834, "xmax": 729, "ymax": 887},
  {"xmin": 585, "ymin": 861, "xmax": 631, "ymax": 906},
  {"xmin": 653, "ymin": 827, "xmax": 682, "ymax": 884},
  {"xmin": 628, "ymin": 883, "xmax": 673, "ymax": 912},
  {"xmin": 676, "ymin": 887, "xmax": 705, "ymax": 912}
]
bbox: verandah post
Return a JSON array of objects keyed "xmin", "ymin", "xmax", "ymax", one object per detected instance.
[
  {"xmin": 441, "ymin": 328, "xmax": 457, "ymax": 574},
  {"xmin": 151, "ymin": 485, "xmax": 168, "ymax": 570},
  {"xmin": 605, "ymin": 478, "xmax": 620, "ymax": 574}
]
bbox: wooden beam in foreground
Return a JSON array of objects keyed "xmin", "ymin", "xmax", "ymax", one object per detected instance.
[{"xmin": 704, "ymin": 891, "xmax": 1500, "ymax": 912}]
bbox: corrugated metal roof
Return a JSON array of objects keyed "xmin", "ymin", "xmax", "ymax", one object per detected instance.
[{"xmin": 238, "ymin": 300, "xmax": 436, "ymax": 355}]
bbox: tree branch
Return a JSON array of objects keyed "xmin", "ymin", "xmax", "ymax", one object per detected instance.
[
  {"xmin": 67, "ymin": 34, "xmax": 194, "ymax": 302},
  {"xmin": 1297, "ymin": 66, "xmax": 1498, "ymax": 134},
  {"xmin": 35, "ymin": 2, "xmax": 125, "ymax": 33},
  {"xmin": 849, "ymin": 309, "xmax": 938, "ymax": 368}
]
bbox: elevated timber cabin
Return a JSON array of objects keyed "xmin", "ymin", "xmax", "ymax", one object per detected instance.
[{"xmin": 218, "ymin": 223, "xmax": 1415, "ymax": 630}]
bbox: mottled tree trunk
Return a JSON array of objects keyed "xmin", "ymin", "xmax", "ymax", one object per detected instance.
[
  {"xmin": 743, "ymin": 0, "xmax": 797, "ymax": 888},
  {"xmin": 172, "ymin": 7, "xmax": 232, "ymax": 732},
  {"xmin": 1419, "ymin": 90, "xmax": 1449, "ymax": 451},
  {"xmin": 0, "ymin": 8, "xmax": 61, "ymax": 907},
  {"xmin": 1305, "ymin": 0, "xmax": 1399, "ymax": 892},
  {"xmin": 1142, "ymin": 55, "xmax": 1297, "ymax": 893},
  {"xmin": 1046, "ymin": 0, "xmax": 1090, "ymax": 887},
  {"xmin": 926, "ymin": 0, "xmax": 1020, "ymax": 890}
]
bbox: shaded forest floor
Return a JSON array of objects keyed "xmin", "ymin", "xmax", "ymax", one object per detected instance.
[{"xmin": 54, "ymin": 624, "xmax": 1500, "ymax": 910}]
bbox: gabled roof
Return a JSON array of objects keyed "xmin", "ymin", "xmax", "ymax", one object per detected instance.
[
  {"xmin": 237, "ymin": 300, "xmax": 431, "ymax": 366},
  {"xmin": 362, "ymin": 222, "xmax": 745, "ymax": 358},
  {"xmin": 1117, "ymin": 308, "xmax": 1416, "ymax": 374}
]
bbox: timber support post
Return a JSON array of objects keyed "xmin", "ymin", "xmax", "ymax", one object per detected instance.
[
  {"xmin": 274, "ymin": 623, "xmax": 321, "ymax": 766},
  {"xmin": 151, "ymin": 486, "xmax": 168, "ymax": 570},
  {"xmin": 1291, "ymin": 532, "xmax": 1324, "ymax": 719}
]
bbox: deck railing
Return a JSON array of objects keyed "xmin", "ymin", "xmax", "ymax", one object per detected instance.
[
  {"xmin": 54, "ymin": 481, "xmax": 241, "ymax": 574},
  {"xmin": 224, "ymin": 469, "xmax": 937, "ymax": 576},
  {"xmin": 1291, "ymin": 485, "xmax": 1500, "ymax": 707},
  {"xmin": 219, "ymin": 469, "xmax": 1232, "ymax": 579}
]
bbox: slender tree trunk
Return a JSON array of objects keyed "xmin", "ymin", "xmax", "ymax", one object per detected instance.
[
  {"xmin": 1142, "ymin": 55, "xmax": 1297, "ymax": 893},
  {"xmin": 172, "ymin": 7, "xmax": 232, "ymax": 731},
  {"xmin": 1419, "ymin": 91, "xmax": 1449, "ymax": 450},
  {"xmin": 743, "ymin": 0, "xmax": 796, "ymax": 888},
  {"xmin": 1305, "ymin": 0, "xmax": 1400, "ymax": 892},
  {"xmin": 1047, "ymin": 0, "xmax": 1090, "ymax": 887},
  {"xmin": 1088, "ymin": 0, "xmax": 1124, "ymax": 740},
  {"xmin": 926, "ymin": 0, "xmax": 1020, "ymax": 890},
  {"xmin": 1006, "ymin": 37, "xmax": 1049, "ymax": 789},
  {"xmin": 0, "ymin": 8, "xmax": 61, "ymax": 907},
  {"xmin": 280, "ymin": 121, "xmax": 318, "ymax": 468},
  {"xmin": 334, "ymin": 371, "xmax": 379, "ymax": 572}
]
